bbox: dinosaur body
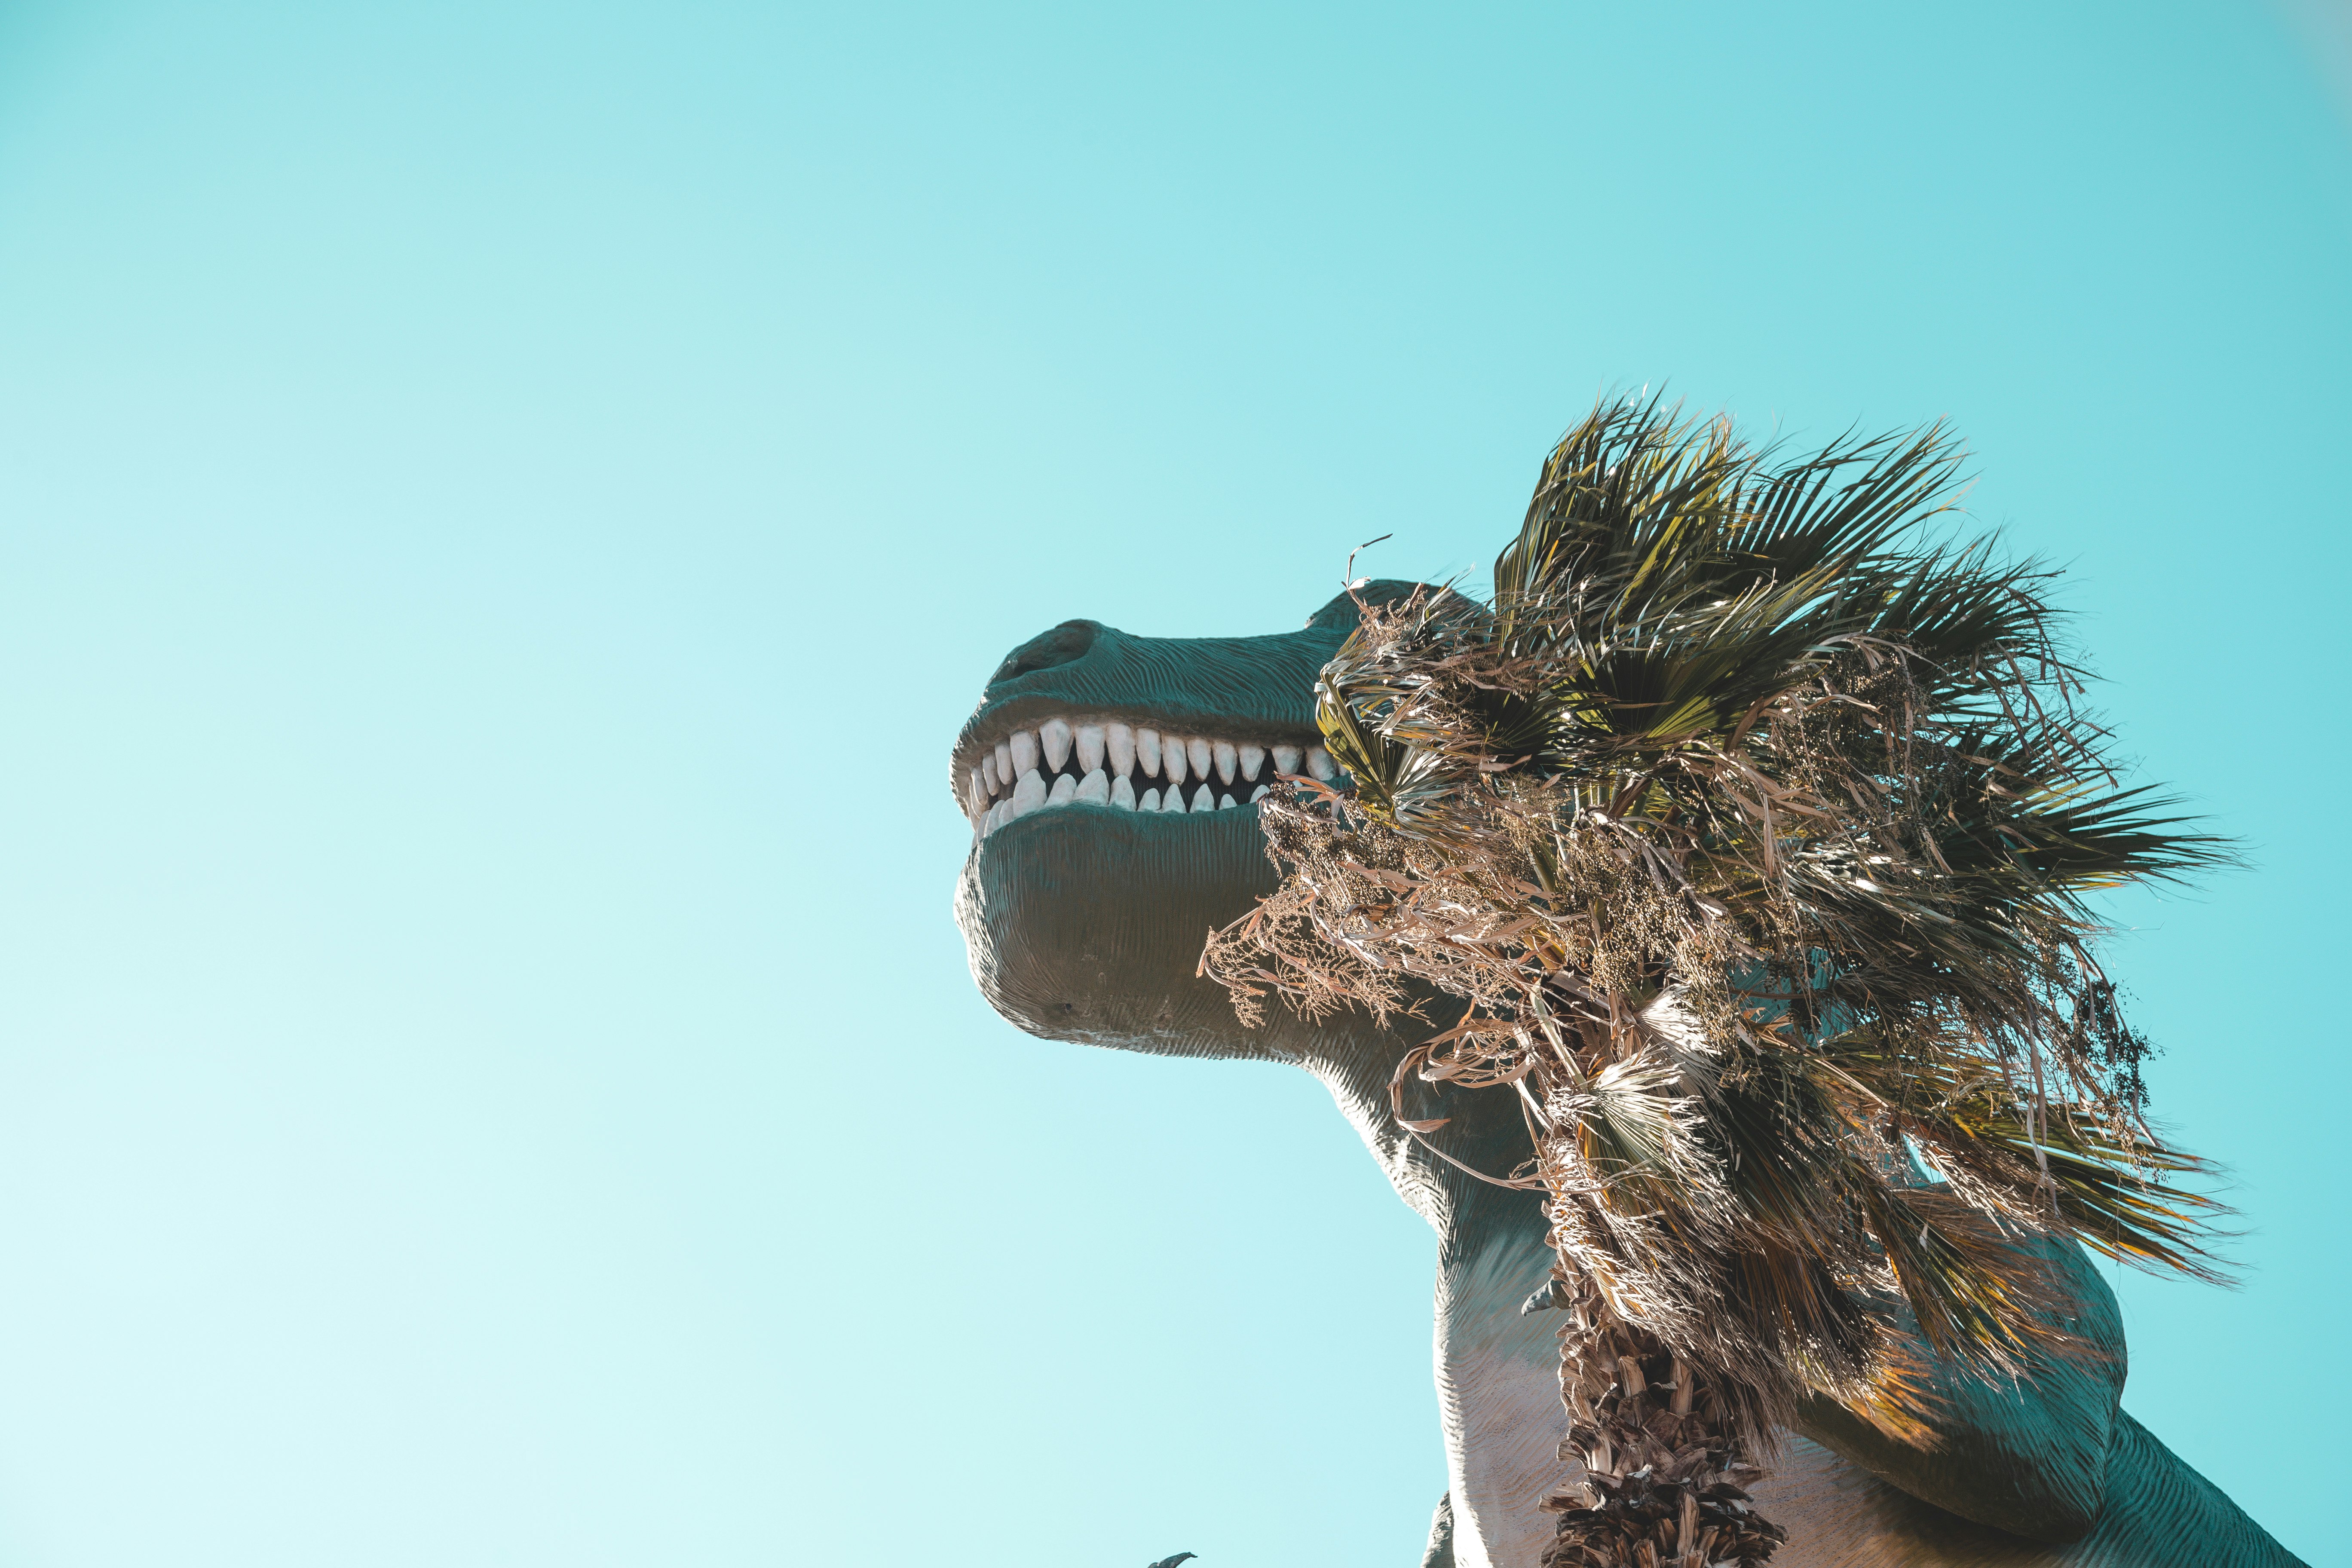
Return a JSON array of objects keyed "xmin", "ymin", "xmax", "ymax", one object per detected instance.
[{"xmin": 950, "ymin": 585, "xmax": 2302, "ymax": 1568}]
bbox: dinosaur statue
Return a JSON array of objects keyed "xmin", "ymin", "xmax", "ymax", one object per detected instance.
[{"xmin": 949, "ymin": 582, "xmax": 2306, "ymax": 1568}]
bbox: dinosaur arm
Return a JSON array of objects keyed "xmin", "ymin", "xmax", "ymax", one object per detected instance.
[{"xmin": 1793, "ymin": 1237, "xmax": 2126, "ymax": 1544}]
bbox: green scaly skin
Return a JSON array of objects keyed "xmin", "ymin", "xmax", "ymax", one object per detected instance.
[{"xmin": 949, "ymin": 583, "xmax": 2305, "ymax": 1568}]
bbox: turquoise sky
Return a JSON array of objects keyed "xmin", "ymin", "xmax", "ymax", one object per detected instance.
[{"xmin": 0, "ymin": 3, "xmax": 2344, "ymax": 1565}]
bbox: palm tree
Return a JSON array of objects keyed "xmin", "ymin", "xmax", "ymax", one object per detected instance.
[{"xmin": 1201, "ymin": 395, "xmax": 2230, "ymax": 1568}]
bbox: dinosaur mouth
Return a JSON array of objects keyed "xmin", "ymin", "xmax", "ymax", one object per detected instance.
[{"xmin": 960, "ymin": 714, "xmax": 1337, "ymax": 839}]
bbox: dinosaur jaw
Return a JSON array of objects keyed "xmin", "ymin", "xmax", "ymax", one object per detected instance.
[
  {"xmin": 953, "ymin": 783, "xmax": 1290, "ymax": 1060},
  {"xmin": 953, "ymin": 710, "xmax": 1333, "ymax": 840}
]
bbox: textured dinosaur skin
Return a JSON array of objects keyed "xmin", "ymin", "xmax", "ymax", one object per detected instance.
[{"xmin": 950, "ymin": 584, "xmax": 2305, "ymax": 1568}]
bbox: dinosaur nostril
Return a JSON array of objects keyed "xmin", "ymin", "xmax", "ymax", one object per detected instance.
[{"xmin": 990, "ymin": 620, "xmax": 1098, "ymax": 684}]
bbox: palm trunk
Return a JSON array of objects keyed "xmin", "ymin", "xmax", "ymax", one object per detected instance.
[{"xmin": 1540, "ymin": 1274, "xmax": 1785, "ymax": 1568}]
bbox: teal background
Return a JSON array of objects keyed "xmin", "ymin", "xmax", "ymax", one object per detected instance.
[{"xmin": 0, "ymin": 2, "xmax": 2343, "ymax": 1564}]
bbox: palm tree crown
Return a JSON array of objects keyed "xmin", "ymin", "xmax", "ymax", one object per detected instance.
[{"xmin": 1201, "ymin": 395, "xmax": 2232, "ymax": 1567}]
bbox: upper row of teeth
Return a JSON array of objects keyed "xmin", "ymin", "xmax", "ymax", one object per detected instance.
[{"xmin": 967, "ymin": 717, "xmax": 1339, "ymax": 836}]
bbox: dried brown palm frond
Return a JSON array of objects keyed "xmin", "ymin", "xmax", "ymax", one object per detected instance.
[{"xmin": 1200, "ymin": 394, "xmax": 2235, "ymax": 1567}]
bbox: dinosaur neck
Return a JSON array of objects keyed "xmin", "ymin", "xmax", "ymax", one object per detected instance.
[
  {"xmin": 1284, "ymin": 1020, "xmax": 1570, "ymax": 1568},
  {"xmin": 1282, "ymin": 1012, "xmax": 1551, "ymax": 1250}
]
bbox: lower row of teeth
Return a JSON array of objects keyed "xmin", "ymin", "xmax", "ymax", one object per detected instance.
[{"xmin": 967, "ymin": 718, "xmax": 1338, "ymax": 837}]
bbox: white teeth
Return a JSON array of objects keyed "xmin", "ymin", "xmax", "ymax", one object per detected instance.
[
  {"xmin": 1011, "ymin": 768, "xmax": 1046, "ymax": 818},
  {"xmin": 971, "ymin": 719, "xmax": 1338, "ymax": 835}
]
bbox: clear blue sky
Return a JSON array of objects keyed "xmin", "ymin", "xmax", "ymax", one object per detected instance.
[{"xmin": 0, "ymin": 2, "xmax": 2343, "ymax": 1565}]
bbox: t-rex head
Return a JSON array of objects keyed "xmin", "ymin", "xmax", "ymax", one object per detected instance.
[{"xmin": 949, "ymin": 581, "xmax": 1429, "ymax": 1061}]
